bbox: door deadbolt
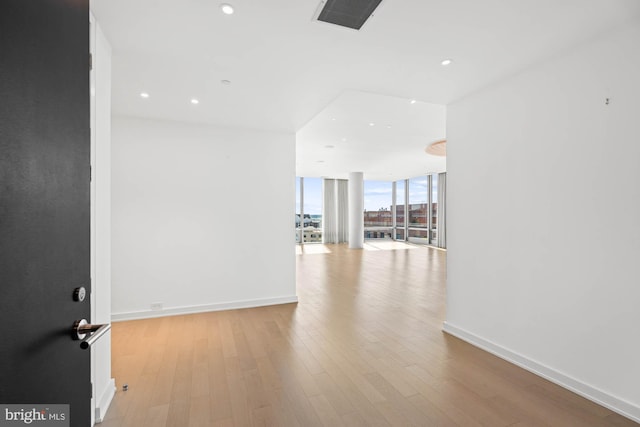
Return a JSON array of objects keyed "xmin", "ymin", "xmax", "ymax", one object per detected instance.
[{"xmin": 73, "ymin": 286, "xmax": 86, "ymax": 302}]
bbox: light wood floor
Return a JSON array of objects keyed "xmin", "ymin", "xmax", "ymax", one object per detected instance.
[{"xmin": 100, "ymin": 242, "xmax": 637, "ymax": 426}]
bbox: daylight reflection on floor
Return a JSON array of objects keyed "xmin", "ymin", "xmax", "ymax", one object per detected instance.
[
  {"xmin": 296, "ymin": 240, "xmax": 439, "ymax": 254},
  {"xmin": 362, "ymin": 241, "xmax": 421, "ymax": 251},
  {"xmin": 295, "ymin": 244, "xmax": 332, "ymax": 255}
]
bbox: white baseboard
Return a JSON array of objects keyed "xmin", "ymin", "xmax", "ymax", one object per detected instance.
[
  {"xmin": 442, "ymin": 322, "xmax": 640, "ymax": 424},
  {"xmin": 111, "ymin": 295, "xmax": 299, "ymax": 322},
  {"xmin": 94, "ymin": 378, "xmax": 116, "ymax": 424}
]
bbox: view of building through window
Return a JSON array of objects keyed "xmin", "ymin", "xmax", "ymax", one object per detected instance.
[
  {"xmin": 296, "ymin": 174, "xmax": 442, "ymax": 245},
  {"xmin": 395, "ymin": 180, "xmax": 405, "ymax": 240},
  {"xmin": 295, "ymin": 177, "xmax": 323, "ymax": 243},
  {"xmin": 431, "ymin": 173, "xmax": 438, "ymax": 244},
  {"xmin": 295, "ymin": 177, "xmax": 301, "ymax": 243},
  {"xmin": 363, "ymin": 181, "xmax": 393, "ymax": 239},
  {"xmin": 408, "ymin": 176, "xmax": 429, "ymax": 243}
]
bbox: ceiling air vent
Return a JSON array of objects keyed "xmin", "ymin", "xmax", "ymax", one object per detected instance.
[{"xmin": 315, "ymin": 0, "xmax": 384, "ymax": 30}]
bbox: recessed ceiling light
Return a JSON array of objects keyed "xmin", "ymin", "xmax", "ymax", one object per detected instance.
[
  {"xmin": 441, "ymin": 59, "xmax": 452, "ymax": 66},
  {"xmin": 369, "ymin": 122, "xmax": 375, "ymax": 127},
  {"xmin": 140, "ymin": 92, "xmax": 149, "ymax": 98},
  {"xmin": 410, "ymin": 99, "xmax": 416, "ymax": 104},
  {"xmin": 220, "ymin": 3, "xmax": 234, "ymax": 14},
  {"xmin": 386, "ymin": 125, "xmax": 392, "ymax": 129},
  {"xmin": 325, "ymin": 145, "xmax": 335, "ymax": 149},
  {"xmin": 221, "ymin": 79, "xmax": 231, "ymax": 85},
  {"xmin": 341, "ymin": 138, "xmax": 347, "ymax": 142},
  {"xmin": 190, "ymin": 98, "xmax": 199, "ymax": 105},
  {"xmin": 331, "ymin": 118, "xmax": 336, "ymax": 121}
]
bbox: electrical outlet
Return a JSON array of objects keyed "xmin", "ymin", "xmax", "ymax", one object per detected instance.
[{"xmin": 150, "ymin": 302, "xmax": 163, "ymax": 311}]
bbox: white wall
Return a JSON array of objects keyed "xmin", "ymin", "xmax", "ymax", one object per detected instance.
[
  {"xmin": 445, "ymin": 21, "xmax": 640, "ymax": 422},
  {"xmin": 111, "ymin": 117, "xmax": 297, "ymax": 320}
]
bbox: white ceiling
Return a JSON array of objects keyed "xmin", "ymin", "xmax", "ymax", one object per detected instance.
[
  {"xmin": 297, "ymin": 91, "xmax": 446, "ymax": 180},
  {"xmin": 91, "ymin": 0, "xmax": 640, "ymax": 180}
]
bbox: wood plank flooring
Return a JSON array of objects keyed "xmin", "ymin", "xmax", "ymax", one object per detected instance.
[{"xmin": 100, "ymin": 242, "xmax": 637, "ymax": 426}]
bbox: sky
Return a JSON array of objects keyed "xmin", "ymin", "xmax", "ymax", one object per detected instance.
[{"xmin": 296, "ymin": 176, "xmax": 439, "ymax": 215}]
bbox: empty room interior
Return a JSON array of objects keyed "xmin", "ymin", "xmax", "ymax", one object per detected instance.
[{"xmin": 85, "ymin": 0, "xmax": 639, "ymax": 425}]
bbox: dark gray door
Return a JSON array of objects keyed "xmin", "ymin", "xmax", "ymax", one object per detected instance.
[{"xmin": 0, "ymin": 1, "xmax": 91, "ymax": 426}]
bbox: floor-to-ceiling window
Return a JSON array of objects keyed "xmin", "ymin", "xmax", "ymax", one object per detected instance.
[
  {"xmin": 363, "ymin": 180, "xmax": 393, "ymax": 239},
  {"xmin": 430, "ymin": 173, "xmax": 438, "ymax": 245},
  {"xmin": 403, "ymin": 174, "xmax": 442, "ymax": 246},
  {"xmin": 394, "ymin": 180, "xmax": 405, "ymax": 240},
  {"xmin": 408, "ymin": 176, "xmax": 429, "ymax": 243},
  {"xmin": 296, "ymin": 177, "xmax": 302, "ymax": 243},
  {"xmin": 296, "ymin": 177, "xmax": 323, "ymax": 244},
  {"xmin": 297, "ymin": 174, "xmax": 443, "ymax": 246}
]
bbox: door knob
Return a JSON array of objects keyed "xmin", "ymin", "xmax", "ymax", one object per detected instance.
[{"xmin": 72, "ymin": 319, "xmax": 110, "ymax": 349}]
